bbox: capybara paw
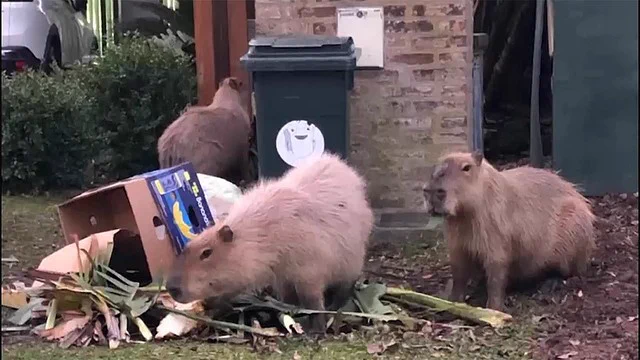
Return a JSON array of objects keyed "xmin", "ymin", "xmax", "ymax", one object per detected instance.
[
  {"xmin": 485, "ymin": 298, "xmax": 505, "ymax": 312},
  {"xmin": 538, "ymin": 277, "xmax": 563, "ymax": 294},
  {"xmin": 299, "ymin": 315, "xmax": 327, "ymax": 336}
]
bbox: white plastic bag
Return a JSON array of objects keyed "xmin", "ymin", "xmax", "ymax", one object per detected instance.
[{"xmin": 196, "ymin": 174, "xmax": 243, "ymax": 222}]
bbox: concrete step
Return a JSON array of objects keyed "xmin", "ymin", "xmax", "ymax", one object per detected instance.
[{"xmin": 371, "ymin": 226, "xmax": 443, "ymax": 245}]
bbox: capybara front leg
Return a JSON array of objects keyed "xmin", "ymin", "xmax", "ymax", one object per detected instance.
[
  {"xmin": 485, "ymin": 262, "xmax": 508, "ymax": 311},
  {"xmin": 297, "ymin": 285, "xmax": 327, "ymax": 335},
  {"xmin": 449, "ymin": 250, "xmax": 472, "ymax": 303},
  {"xmin": 325, "ymin": 280, "xmax": 356, "ymax": 311}
]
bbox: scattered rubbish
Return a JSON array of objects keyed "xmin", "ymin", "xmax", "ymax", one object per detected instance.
[
  {"xmin": 367, "ymin": 339, "xmax": 398, "ymax": 355},
  {"xmin": 1, "ymin": 326, "xmax": 32, "ymax": 333},
  {"xmin": 56, "ymin": 163, "xmax": 214, "ymax": 283},
  {"xmin": 155, "ymin": 299, "xmax": 205, "ymax": 339},
  {"xmin": 384, "ymin": 287, "xmax": 513, "ymax": 328},
  {"xmin": 2, "ymin": 281, "xmax": 29, "ymax": 309},
  {"xmin": 9, "ymin": 235, "xmax": 161, "ymax": 349},
  {"xmin": 2, "ymin": 256, "xmax": 20, "ymax": 269},
  {"xmin": 35, "ymin": 231, "xmax": 116, "ymax": 282},
  {"xmin": 2, "ymin": 162, "xmax": 515, "ymax": 351},
  {"xmin": 557, "ymin": 350, "xmax": 579, "ymax": 359}
]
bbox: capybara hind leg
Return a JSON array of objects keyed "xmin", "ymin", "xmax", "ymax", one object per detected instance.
[
  {"xmin": 449, "ymin": 250, "xmax": 472, "ymax": 303},
  {"xmin": 485, "ymin": 261, "xmax": 508, "ymax": 311}
]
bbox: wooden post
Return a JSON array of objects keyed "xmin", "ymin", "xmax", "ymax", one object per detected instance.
[
  {"xmin": 227, "ymin": 0, "xmax": 252, "ymax": 117},
  {"xmin": 194, "ymin": 0, "xmax": 249, "ymax": 108},
  {"xmin": 529, "ymin": 0, "xmax": 545, "ymax": 168},
  {"xmin": 193, "ymin": 0, "xmax": 217, "ymax": 106}
]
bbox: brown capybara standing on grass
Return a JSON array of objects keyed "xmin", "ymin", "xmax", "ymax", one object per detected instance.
[
  {"xmin": 423, "ymin": 151, "xmax": 596, "ymax": 311},
  {"xmin": 157, "ymin": 77, "xmax": 251, "ymax": 186},
  {"xmin": 166, "ymin": 153, "xmax": 374, "ymax": 333}
]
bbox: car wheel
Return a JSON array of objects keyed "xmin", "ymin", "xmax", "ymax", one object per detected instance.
[{"xmin": 41, "ymin": 38, "xmax": 62, "ymax": 73}]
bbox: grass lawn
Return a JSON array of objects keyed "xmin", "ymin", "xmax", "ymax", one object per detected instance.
[{"xmin": 2, "ymin": 194, "xmax": 538, "ymax": 359}]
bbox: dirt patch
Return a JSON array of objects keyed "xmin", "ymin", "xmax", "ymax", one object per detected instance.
[
  {"xmin": 532, "ymin": 193, "xmax": 638, "ymax": 360},
  {"xmin": 365, "ymin": 181, "xmax": 638, "ymax": 360}
]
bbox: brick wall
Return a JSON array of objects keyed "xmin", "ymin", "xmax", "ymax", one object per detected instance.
[{"xmin": 255, "ymin": 0, "xmax": 473, "ymax": 240}]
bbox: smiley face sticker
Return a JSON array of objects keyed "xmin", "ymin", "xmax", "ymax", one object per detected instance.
[{"xmin": 275, "ymin": 120, "xmax": 326, "ymax": 167}]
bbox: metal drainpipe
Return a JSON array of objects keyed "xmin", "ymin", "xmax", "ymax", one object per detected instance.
[{"xmin": 472, "ymin": 33, "xmax": 489, "ymax": 153}]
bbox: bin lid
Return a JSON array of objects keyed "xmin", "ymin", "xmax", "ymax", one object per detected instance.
[{"xmin": 240, "ymin": 35, "xmax": 356, "ymax": 72}]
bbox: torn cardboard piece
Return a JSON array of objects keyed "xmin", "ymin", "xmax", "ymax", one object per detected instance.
[
  {"xmin": 2, "ymin": 282, "xmax": 28, "ymax": 309},
  {"xmin": 37, "ymin": 230, "xmax": 118, "ymax": 275},
  {"xmin": 34, "ymin": 229, "xmax": 151, "ymax": 286},
  {"xmin": 56, "ymin": 163, "xmax": 214, "ymax": 284}
]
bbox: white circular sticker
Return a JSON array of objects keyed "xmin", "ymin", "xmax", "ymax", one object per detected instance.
[{"xmin": 275, "ymin": 120, "xmax": 325, "ymax": 167}]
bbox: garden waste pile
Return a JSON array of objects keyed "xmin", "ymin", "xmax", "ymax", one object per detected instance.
[{"xmin": 1, "ymin": 167, "xmax": 512, "ymax": 350}]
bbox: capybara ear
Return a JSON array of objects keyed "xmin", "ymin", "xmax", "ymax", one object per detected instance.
[
  {"xmin": 229, "ymin": 77, "xmax": 242, "ymax": 91},
  {"xmin": 218, "ymin": 225, "xmax": 234, "ymax": 243},
  {"xmin": 471, "ymin": 150, "xmax": 484, "ymax": 166}
]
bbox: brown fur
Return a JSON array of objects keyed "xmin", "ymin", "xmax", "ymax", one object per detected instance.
[
  {"xmin": 157, "ymin": 77, "xmax": 251, "ymax": 185},
  {"xmin": 423, "ymin": 151, "xmax": 596, "ymax": 311},
  {"xmin": 167, "ymin": 153, "xmax": 374, "ymax": 332}
]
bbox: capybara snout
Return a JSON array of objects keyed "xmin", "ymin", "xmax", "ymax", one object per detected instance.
[
  {"xmin": 423, "ymin": 150, "xmax": 484, "ymax": 217},
  {"xmin": 423, "ymin": 185, "xmax": 448, "ymax": 216}
]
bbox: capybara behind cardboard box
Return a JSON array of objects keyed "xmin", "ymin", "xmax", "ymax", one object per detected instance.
[{"xmin": 157, "ymin": 77, "xmax": 251, "ymax": 186}]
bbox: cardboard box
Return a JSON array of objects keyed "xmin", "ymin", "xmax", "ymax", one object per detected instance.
[
  {"xmin": 136, "ymin": 164, "xmax": 215, "ymax": 253},
  {"xmin": 57, "ymin": 163, "xmax": 214, "ymax": 283}
]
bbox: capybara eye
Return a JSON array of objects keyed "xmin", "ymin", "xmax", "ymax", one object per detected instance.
[
  {"xmin": 436, "ymin": 189, "xmax": 446, "ymax": 196},
  {"xmin": 200, "ymin": 248, "xmax": 213, "ymax": 261},
  {"xmin": 462, "ymin": 164, "xmax": 472, "ymax": 172}
]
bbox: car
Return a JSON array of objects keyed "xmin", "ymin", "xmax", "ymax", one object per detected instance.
[{"xmin": 1, "ymin": 0, "xmax": 96, "ymax": 74}]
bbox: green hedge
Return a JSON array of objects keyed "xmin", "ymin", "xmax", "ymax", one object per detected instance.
[
  {"xmin": 1, "ymin": 35, "xmax": 196, "ymax": 194},
  {"xmin": 1, "ymin": 68, "xmax": 98, "ymax": 193},
  {"xmin": 89, "ymin": 36, "xmax": 196, "ymax": 180}
]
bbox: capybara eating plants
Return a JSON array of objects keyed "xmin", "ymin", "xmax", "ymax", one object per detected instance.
[
  {"xmin": 423, "ymin": 151, "xmax": 596, "ymax": 311},
  {"xmin": 167, "ymin": 153, "xmax": 374, "ymax": 333},
  {"xmin": 157, "ymin": 77, "xmax": 251, "ymax": 186}
]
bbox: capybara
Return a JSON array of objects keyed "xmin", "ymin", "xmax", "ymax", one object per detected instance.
[
  {"xmin": 157, "ymin": 77, "xmax": 251, "ymax": 186},
  {"xmin": 166, "ymin": 153, "xmax": 374, "ymax": 333},
  {"xmin": 423, "ymin": 151, "xmax": 596, "ymax": 311}
]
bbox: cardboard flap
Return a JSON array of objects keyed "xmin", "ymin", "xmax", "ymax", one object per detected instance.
[
  {"xmin": 36, "ymin": 229, "xmax": 152, "ymax": 286},
  {"xmin": 37, "ymin": 230, "xmax": 120, "ymax": 274},
  {"xmin": 57, "ymin": 179, "xmax": 140, "ymax": 207}
]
